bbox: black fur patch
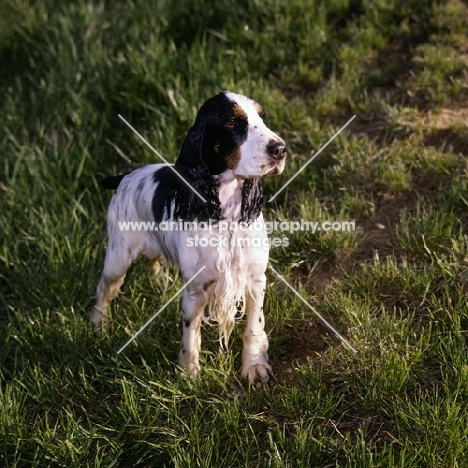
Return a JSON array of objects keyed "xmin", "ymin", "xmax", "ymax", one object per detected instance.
[
  {"xmin": 240, "ymin": 178, "xmax": 263, "ymax": 223},
  {"xmin": 152, "ymin": 166, "xmax": 176, "ymax": 223},
  {"xmin": 151, "ymin": 92, "xmax": 264, "ymax": 223},
  {"xmin": 101, "ymin": 174, "xmax": 129, "ymax": 190}
]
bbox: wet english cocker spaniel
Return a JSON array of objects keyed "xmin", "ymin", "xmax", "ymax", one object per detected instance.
[{"xmin": 91, "ymin": 92, "xmax": 287, "ymax": 384}]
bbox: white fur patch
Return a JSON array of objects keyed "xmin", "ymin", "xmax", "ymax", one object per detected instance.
[
  {"xmin": 202, "ymin": 170, "xmax": 248, "ymax": 348},
  {"xmin": 225, "ymin": 92, "xmax": 285, "ymax": 178}
]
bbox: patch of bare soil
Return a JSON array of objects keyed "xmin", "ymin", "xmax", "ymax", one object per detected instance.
[
  {"xmin": 359, "ymin": 192, "xmax": 408, "ymax": 252},
  {"xmin": 430, "ymin": 107, "xmax": 468, "ymax": 129},
  {"xmin": 424, "ymin": 127, "xmax": 468, "ymax": 156},
  {"xmin": 272, "ymin": 320, "xmax": 334, "ymax": 385},
  {"xmin": 356, "ymin": 163, "xmax": 457, "ymax": 261},
  {"xmin": 422, "ymin": 106, "xmax": 468, "ymax": 155},
  {"xmin": 341, "ymin": 99, "xmax": 468, "ymax": 152}
]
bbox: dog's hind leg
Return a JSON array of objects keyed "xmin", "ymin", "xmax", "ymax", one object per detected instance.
[{"xmin": 90, "ymin": 234, "xmax": 140, "ymax": 328}]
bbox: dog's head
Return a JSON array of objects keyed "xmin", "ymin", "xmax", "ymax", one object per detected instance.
[
  {"xmin": 176, "ymin": 91, "xmax": 287, "ymax": 178},
  {"xmin": 159, "ymin": 92, "xmax": 286, "ymax": 223}
]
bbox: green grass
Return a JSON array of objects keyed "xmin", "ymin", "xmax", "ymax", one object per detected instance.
[{"xmin": 1, "ymin": 0, "xmax": 468, "ymax": 466}]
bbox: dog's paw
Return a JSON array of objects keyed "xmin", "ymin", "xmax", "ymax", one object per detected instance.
[
  {"xmin": 185, "ymin": 362, "xmax": 200, "ymax": 379},
  {"xmin": 241, "ymin": 363, "xmax": 274, "ymax": 385},
  {"xmin": 89, "ymin": 306, "xmax": 109, "ymax": 329},
  {"xmin": 178, "ymin": 356, "xmax": 200, "ymax": 379}
]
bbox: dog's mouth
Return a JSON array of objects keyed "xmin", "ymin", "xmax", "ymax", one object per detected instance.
[
  {"xmin": 267, "ymin": 166, "xmax": 281, "ymax": 176},
  {"xmin": 266, "ymin": 159, "xmax": 286, "ymax": 176},
  {"xmin": 237, "ymin": 166, "xmax": 284, "ymax": 178},
  {"xmin": 233, "ymin": 158, "xmax": 286, "ymax": 179}
]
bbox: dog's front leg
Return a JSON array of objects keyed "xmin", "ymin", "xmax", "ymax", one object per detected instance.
[
  {"xmin": 178, "ymin": 287, "xmax": 207, "ymax": 378},
  {"xmin": 241, "ymin": 272, "xmax": 273, "ymax": 384}
]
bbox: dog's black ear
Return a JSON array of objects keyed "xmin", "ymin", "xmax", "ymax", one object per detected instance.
[
  {"xmin": 175, "ymin": 123, "xmax": 205, "ymax": 171},
  {"xmin": 101, "ymin": 174, "xmax": 129, "ymax": 190},
  {"xmin": 176, "ymin": 92, "xmax": 229, "ymax": 174},
  {"xmin": 241, "ymin": 178, "xmax": 263, "ymax": 223},
  {"xmin": 171, "ymin": 122, "xmax": 222, "ymax": 222}
]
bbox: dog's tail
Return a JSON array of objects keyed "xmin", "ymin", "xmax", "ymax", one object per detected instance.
[{"xmin": 101, "ymin": 174, "xmax": 129, "ymax": 190}]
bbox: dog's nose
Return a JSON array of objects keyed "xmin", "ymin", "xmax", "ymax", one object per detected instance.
[{"xmin": 267, "ymin": 143, "xmax": 287, "ymax": 160}]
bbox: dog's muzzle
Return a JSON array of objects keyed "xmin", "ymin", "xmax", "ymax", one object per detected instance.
[{"xmin": 267, "ymin": 142, "xmax": 287, "ymax": 161}]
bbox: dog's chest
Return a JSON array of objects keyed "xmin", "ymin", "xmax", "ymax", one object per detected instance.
[{"xmin": 217, "ymin": 173, "xmax": 243, "ymax": 221}]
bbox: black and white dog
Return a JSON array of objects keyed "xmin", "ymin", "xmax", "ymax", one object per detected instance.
[{"xmin": 91, "ymin": 91, "xmax": 287, "ymax": 384}]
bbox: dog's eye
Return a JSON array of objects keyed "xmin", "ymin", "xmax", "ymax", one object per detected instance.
[
  {"xmin": 226, "ymin": 117, "xmax": 237, "ymax": 128},
  {"xmin": 259, "ymin": 111, "xmax": 267, "ymax": 120}
]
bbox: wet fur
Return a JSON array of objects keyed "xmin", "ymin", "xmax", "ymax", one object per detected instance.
[{"xmin": 91, "ymin": 91, "xmax": 287, "ymax": 384}]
